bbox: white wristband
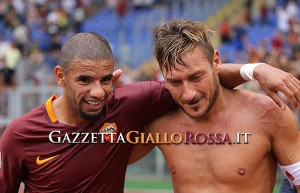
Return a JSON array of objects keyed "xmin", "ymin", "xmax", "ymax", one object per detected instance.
[{"xmin": 240, "ymin": 63, "xmax": 261, "ymax": 81}]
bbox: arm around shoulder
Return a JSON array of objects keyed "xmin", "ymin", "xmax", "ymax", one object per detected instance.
[
  {"xmin": 218, "ymin": 64, "xmax": 245, "ymax": 89},
  {"xmin": 220, "ymin": 63, "xmax": 300, "ymax": 110},
  {"xmin": 128, "ymin": 127, "xmax": 156, "ymax": 165}
]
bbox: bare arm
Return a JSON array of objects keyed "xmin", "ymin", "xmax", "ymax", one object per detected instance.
[
  {"xmin": 128, "ymin": 128, "xmax": 156, "ymax": 165},
  {"xmin": 266, "ymin": 106, "xmax": 300, "ymax": 191},
  {"xmin": 128, "ymin": 143, "xmax": 155, "ymax": 165},
  {"xmin": 219, "ymin": 63, "xmax": 300, "ymax": 110},
  {"xmin": 218, "ymin": 64, "xmax": 245, "ymax": 88}
]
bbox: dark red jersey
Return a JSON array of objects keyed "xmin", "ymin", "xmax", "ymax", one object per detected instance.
[{"xmin": 0, "ymin": 81, "xmax": 175, "ymax": 193}]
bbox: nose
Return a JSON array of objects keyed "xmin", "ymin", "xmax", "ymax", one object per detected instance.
[
  {"xmin": 182, "ymin": 83, "xmax": 196, "ymax": 102},
  {"xmin": 90, "ymin": 83, "xmax": 105, "ymax": 99}
]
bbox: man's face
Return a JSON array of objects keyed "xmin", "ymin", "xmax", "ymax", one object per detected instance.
[
  {"xmin": 163, "ymin": 47, "xmax": 220, "ymax": 118},
  {"xmin": 63, "ymin": 58, "xmax": 114, "ymax": 120}
]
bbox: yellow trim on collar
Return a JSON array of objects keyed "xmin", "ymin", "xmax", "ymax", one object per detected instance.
[{"xmin": 45, "ymin": 95, "xmax": 57, "ymax": 122}]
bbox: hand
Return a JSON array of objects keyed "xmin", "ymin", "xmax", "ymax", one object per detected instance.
[
  {"xmin": 254, "ymin": 63, "xmax": 300, "ymax": 110},
  {"xmin": 112, "ymin": 69, "xmax": 122, "ymax": 84}
]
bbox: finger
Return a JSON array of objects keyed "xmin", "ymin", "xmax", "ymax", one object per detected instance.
[
  {"xmin": 263, "ymin": 89, "xmax": 286, "ymax": 110},
  {"xmin": 112, "ymin": 69, "xmax": 122, "ymax": 83},
  {"xmin": 290, "ymin": 75, "xmax": 300, "ymax": 92},
  {"xmin": 284, "ymin": 81, "xmax": 299, "ymax": 108},
  {"xmin": 289, "ymin": 76, "xmax": 300, "ymax": 105},
  {"xmin": 290, "ymin": 73, "xmax": 300, "ymax": 83}
]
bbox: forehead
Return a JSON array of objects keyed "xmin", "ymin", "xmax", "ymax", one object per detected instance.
[
  {"xmin": 69, "ymin": 58, "xmax": 114, "ymax": 76},
  {"xmin": 164, "ymin": 47, "xmax": 211, "ymax": 78}
]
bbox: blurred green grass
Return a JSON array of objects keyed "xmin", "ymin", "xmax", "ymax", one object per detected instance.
[{"xmin": 125, "ymin": 180, "xmax": 281, "ymax": 192}]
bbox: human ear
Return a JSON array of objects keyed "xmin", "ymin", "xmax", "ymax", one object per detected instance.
[
  {"xmin": 54, "ymin": 66, "xmax": 66, "ymax": 87},
  {"xmin": 213, "ymin": 50, "xmax": 222, "ymax": 73}
]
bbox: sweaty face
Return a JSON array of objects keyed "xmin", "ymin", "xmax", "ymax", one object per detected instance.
[
  {"xmin": 64, "ymin": 58, "xmax": 114, "ymax": 120},
  {"xmin": 163, "ymin": 47, "xmax": 220, "ymax": 118}
]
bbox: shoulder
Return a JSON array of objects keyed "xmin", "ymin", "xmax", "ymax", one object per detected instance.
[
  {"xmin": 237, "ymin": 90, "xmax": 297, "ymax": 132},
  {"xmin": 0, "ymin": 105, "xmax": 45, "ymax": 158},
  {"xmin": 147, "ymin": 108, "xmax": 180, "ymax": 133},
  {"xmin": 237, "ymin": 90, "xmax": 281, "ymax": 115},
  {"xmin": 106, "ymin": 81, "xmax": 175, "ymax": 128},
  {"xmin": 107, "ymin": 81, "xmax": 172, "ymax": 110},
  {"xmin": 5, "ymin": 104, "xmax": 46, "ymax": 136},
  {"xmin": 111, "ymin": 81, "xmax": 168, "ymax": 100}
]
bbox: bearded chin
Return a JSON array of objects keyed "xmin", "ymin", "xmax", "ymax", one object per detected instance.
[
  {"xmin": 79, "ymin": 108, "xmax": 105, "ymax": 120},
  {"xmin": 180, "ymin": 74, "xmax": 220, "ymax": 118}
]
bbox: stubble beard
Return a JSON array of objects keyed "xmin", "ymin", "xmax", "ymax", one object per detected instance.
[
  {"xmin": 202, "ymin": 79, "xmax": 219, "ymax": 116},
  {"xmin": 181, "ymin": 74, "xmax": 220, "ymax": 118},
  {"xmin": 79, "ymin": 107, "xmax": 106, "ymax": 120}
]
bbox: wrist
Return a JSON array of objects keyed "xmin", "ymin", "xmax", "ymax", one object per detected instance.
[
  {"xmin": 253, "ymin": 63, "xmax": 265, "ymax": 80},
  {"xmin": 240, "ymin": 63, "xmax": 262, "ymax": 81}
]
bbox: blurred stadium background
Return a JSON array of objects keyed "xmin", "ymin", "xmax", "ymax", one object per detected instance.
[{"xmin": 0, "ymin": 0, "xmax": 299, "ymax": 192}]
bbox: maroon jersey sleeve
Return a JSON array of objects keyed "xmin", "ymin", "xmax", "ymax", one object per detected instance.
[
  {"xmin": 0, "ymin": 119, "xmax": 25, "ymax": 192},
  {"xmin": 109, "ymin": 81, "xmax": 176, "ymax": 129}
]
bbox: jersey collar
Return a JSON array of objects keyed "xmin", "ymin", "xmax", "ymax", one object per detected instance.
[{"xmin": 45, "ymin": 95, "xmax": 57, "ymax": 123}]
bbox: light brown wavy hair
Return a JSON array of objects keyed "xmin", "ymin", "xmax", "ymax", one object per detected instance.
[{"xmin": 154, "ymin": 19, "xmax": 215, "ymax": 74}]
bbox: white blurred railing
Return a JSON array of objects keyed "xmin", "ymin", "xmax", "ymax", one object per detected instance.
[{"xmin": 0, "ymin": 86, "xmax": 62, "ymax": 126}]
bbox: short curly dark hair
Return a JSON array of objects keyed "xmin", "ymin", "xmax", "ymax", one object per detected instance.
[{"xmin": 60, "ymin": 32, "xmax": 113, "ymax": 74}]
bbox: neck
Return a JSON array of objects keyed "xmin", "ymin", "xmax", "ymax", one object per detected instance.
[
  {"xmin": 204, "ymin": 86, "xmax": 228, "ymax": 118},
  {"xmin": 53, "ymin": 96, "xmax": 90, "ymax": 127}
]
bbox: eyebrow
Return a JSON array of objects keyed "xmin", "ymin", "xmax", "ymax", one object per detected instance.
[
  {"xmin": 76, "ymin": 73, "xmax": 113, "ymax": 80},
  {"xmin": 76, "ymin": 75, "xmax": 91, "ymax": 80},
  {"xmin": 165, "ymin": 78, "xmax": 177, "ymax": 82},
  {"xmin": 165, "ymin": 69, "xmax": 206, "ymax": 82},
  {"xmin": 189, "ymin": 69, "xmax": 206, "ymax": 76}
]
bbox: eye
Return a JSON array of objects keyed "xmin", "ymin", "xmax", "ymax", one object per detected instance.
[
  {"xmin": 190, "ymin": 76, "xmax": 201, "ymax": 82},
  {"xmin": 189, "ymin": 73, "xmax": 204, "ymax": 82},
  {"xmin": 168, "ymin": 80, "xmax": 181, "ymax": 87},
  {"xmin": 101, "ymin": 76, "xmax": 112, "ymax": 85},
  {"xmin": 78, "ymin": 77, "xmax": 91, "ymax": 84}
]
